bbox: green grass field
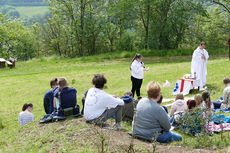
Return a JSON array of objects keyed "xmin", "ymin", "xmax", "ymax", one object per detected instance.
[
  {"xmin": 0, "ymin": 55, "xmax": 229, "ymax": 152},
  {"xmin": 14, "ymin": 6, "xmax": 49, "ymax": 18}
]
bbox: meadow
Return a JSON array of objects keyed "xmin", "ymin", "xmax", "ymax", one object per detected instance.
[
  {"xmin": 14, "ymin": 6, "xmax": 49, "ymax": 18},
  {"xmin": 0, "ymin": 55, "xmax": 229, "ymax": 152}
]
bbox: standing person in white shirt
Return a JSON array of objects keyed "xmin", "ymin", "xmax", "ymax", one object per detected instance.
[
  {"xmin": 191, "ymin": 42, "xmax": 209, "ymax": 91},
  {"xmin": 84, "ymin": 74, "xmax": 124, "ymax": 129},
  {"xmin": 18, "ymin": 103, "xmax": 34, "ymax": 126},
  {"xmin": 130, "ymin": 54, "xmax": 149, "ymax": 100}
]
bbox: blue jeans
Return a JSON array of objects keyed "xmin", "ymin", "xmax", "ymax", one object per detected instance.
[{"xmin": 157, "ymin": 131, "xmax": 182, "ymax": 143}]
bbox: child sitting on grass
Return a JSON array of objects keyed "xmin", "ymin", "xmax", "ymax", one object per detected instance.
[
  {"xmin": 18, "ymin": 103, "xmax": 34, "ymax": 126},
  {"xmin": 157, "ymin": 95, "xmax": 168, "ymax": 114},
  {"xmin": 170, "ymin": 93, "xmax": 187, "ymax": 117}
]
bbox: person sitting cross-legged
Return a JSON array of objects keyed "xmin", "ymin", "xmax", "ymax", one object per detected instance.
[
  {"xmin": 53, "ymin": 78, "xmax": 80, "ymax": 116},
  {"xmin": 212, "ymin": 78, "xmax": 230, "ymax": 110},
  {"xmin": 84, "ymin": 74, "xmax": 124, "ymax": 129},
  {"xmin": 43, "ymin": 78, "xmax": 59, "ymax": 114},
  {"xmin": 132, "ymin": 81, "xmax": 182, "ymax": 143}
]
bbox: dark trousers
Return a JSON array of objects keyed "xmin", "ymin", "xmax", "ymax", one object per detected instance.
[
  {"xmin": 89, "ymin": 105, "xmax": 123, "ymax": 125},
  {"xmin": 131, "ymin": 76, "xmax": 143, "ymax": 97},
  {"xmin": 44, "ymin": 98, "xmax": 52, "ymax": 114},
  {"xmin": 229, "ymin": 47, "xmax": 230, "ymax": 60}
]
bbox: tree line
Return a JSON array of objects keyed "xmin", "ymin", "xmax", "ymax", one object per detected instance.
[{"xmin": 0, "ymin": 0, "xmax": 229, "ymax": 60}]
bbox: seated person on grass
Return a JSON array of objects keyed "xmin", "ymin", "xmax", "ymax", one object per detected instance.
[
  {"xmin": 132, "ymin": 81, "xmax": 182, "ymax": 143},
  {"xmin": 18, "ymin": 103, "xmax": 34, "ymax": 126},
  {"xmin": 43, "ymin": 78, "xmax": 59, "ymax": 114},
  {"xmin": 121, "ymin": 91, "xmax": 138, "ymax": 121},
  {"xmin": 194, "ymin": 94, "xmax": 203, "ymax": 107},
  {"xmin": 170, "ymin": 93, "xmax": 187, "ymax": 117},
  {"xmin": 201, "ymin": 91, "xmax": 214, "ymax": 114},
  {"xmin": 53, "ymin": 78, "xmax": 80, "ymax": 116},
  {"xmin": 212, "ymin": 78, "xmax": 230, "ymax": 110},
  {"xmin": 84, "ymin": 74, "xmax": 124, "ymax": 129},
  {"xmin": 157, "ymin": 95, "xmax": 168, "ymax": 114},
  {"xmin": 179, "ymin": 100, "xmax": 202, "ymax": 136},
  {"xmin": 169, "ymin": 93, "xmax": 187, "ymax": 125}
]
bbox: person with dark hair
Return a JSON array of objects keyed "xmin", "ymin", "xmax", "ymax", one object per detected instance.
[
  {"xmin": 187, "ymin": 100, "xmax": 196, "ymax": 111},
  {"xmin": 132, "ymin": 81, "xmax": 182, "ymax": 143},
  {"xmin": 212, "ymin": 78, "xmax": 230, "ymax": 109},
  {"xmin": 43, "ymin": 78, "xmax": 59, "ymax": 114},
  {"xmin": 191, "ymin": 42, "xmax": 209, "ymax": 91},
  {"xmin": 201, "ymin": 91, "xmax": 214, "ymax": 111},
  {"xmin": 18, "ymin": 103, "xmax": 34, "ymax": 126},
  {"xmin": 157, "ymin": 95, "xmax": 168, "ymax": 114},
  {"xmin": 84, "ymin": 74, "xmax": 124, "ymax": 129},
  {"xmin": 53, "ymin": 78, "xmax": 80, "ymax": 116},
  {"xmin": 130, "ymin": 53, "xmax": 149, "ymax": 100}
]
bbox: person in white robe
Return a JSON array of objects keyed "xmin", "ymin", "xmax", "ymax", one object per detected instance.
[{"xmin": 191, "ymin": 42, "xmax": 209, "ymax": 90}]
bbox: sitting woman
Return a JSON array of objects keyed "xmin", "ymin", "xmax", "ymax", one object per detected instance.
[
  {"xmin": 132, "ymin": 81, "xmax": 182, "ymax": 143},
  {"xmin": 194, "ymin": 94, "xmax": 203, "ymax": 107},
  {"xmin": 170, "ymin": 93, "xmax": 187, "ymax": 116},
  {"xmin": 18, "ymin": 103, "xmax": 34, "ymax": 126},
  {"xmin": 212, "ymin": 78, "xmax": 230, "ymax": 110},
  {"xmin": 201, "ymin": 91, "xmax": 214, "ymax": 113},
  {"xmin": 169, "ymin": 93, "xmax": 187, "ymax": 126}
]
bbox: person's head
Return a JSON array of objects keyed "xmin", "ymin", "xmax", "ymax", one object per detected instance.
[
  {"xmin": 92, "ymin": 74, "xmax": 107, "ymax": 89},
  {"xmin": 223, "ymin": 78, "xmax": 230, "ymax": 87},
  {"xmin": 175, "ymin": 93, "xmax": 184, "ymax": 101},
  {"xmin": 50, "ymin": 77, "xmax": 58, "ymax": 89},
  {"xmin": 202, "ymin": 91, "xmax": 211, "ymax": 109},
  {"xmin": 58, "ymin": 78, "xmax": 68, "ymax": 90},
  {"xmin": 146, "ymin": 81, "xmax": 161, "ymax": 101},
  {"xmin": 187, "ymin": 100, "xmax": 196, "ymax": 111},
  {"xmin": 132, "ymin": 53, "xmax": 143, "ymax": 63},
  {"xmin": 22, "ymin": 103, "xmax": 33, "ymax": 112},
  {"xmin": 200, "ymin": 41, "xmax": 206, "ymax": 49},
  {"xmin": 157, "ymin": 95, "xmax": 163, "ymax": 104},
  {"xmin": 124, "ymin": 91, "xmax": 133, "ymax": 97},
  {"xmin": 194, "ymin": 94, "xmax": 203, "ymax": 106}
]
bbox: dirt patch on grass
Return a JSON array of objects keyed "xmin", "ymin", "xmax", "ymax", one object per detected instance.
[{"xmin": 31, "ymin": 118, "xmax": 228, "ymax": 153}]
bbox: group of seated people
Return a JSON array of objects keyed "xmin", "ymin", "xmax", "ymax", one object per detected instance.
[{"xmin": 18, "ymin": 75, "xmax": 230, "ymax": 144}]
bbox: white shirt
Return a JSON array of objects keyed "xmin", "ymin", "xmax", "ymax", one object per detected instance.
[
  {"xmin": 18, "ymin": 111, "xmax": 34, "ymax": 126},
  {"xmin": 131, "ymin": 60, "xmax": 144, "ymax": 79},
  {"xmin": 84, "ymin": 88, "xmax": 124, "ymax": 121}
]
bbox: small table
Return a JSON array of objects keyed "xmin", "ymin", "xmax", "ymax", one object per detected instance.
[{"xmin": 172, "ymin": 78, "xmax": 200, "ymax": 96}]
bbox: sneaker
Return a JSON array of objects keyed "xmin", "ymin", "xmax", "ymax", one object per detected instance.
[
  {"xmin": 113, "ymin": 122, "xmax": 122, "ymax": 130},
  {"xmin": 199, "ymin": 88, "xmax": 205, "ymax": 91},
  {"xmin": 137, "ymin": 96, "xmax": 142, "ymax": 101}
]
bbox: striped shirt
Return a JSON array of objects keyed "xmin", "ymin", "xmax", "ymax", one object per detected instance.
[{"xmin": 18, "ymin": 111, "xmax": 34, "ymax": 126}]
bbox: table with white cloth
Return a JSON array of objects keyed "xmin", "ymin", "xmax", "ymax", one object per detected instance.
[{"xmin": 172, "ymin": 78, "xmax": 200, "ymax": 96}]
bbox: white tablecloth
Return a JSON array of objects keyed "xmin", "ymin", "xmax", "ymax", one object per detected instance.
[{"xmin": 172, "ymin": 78, "xmax": 200, "ymax": 96}]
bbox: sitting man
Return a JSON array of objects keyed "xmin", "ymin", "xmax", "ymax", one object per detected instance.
[
  {"xmin": 212, "ymin": 78, "xmax": 230, "ymax": 110},
  {"xmin": 43, "ymin": 78, "xmax": 59, "ymax": 114},
  {"xmin": 53, "ymin": 78, "xmax": 80, "ymax": 116},
  {"xmin": 132, "ymin": 81, "xmax": 182, "ymax": 143},
  {"xmin": 84, "ymin": 74, "xmax": 124, "ymax": 129}
]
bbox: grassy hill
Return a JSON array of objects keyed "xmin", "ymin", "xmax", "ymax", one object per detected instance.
[
  {"xmin": 0, "ymin": 55, "xmax": 229, "ymax": 152},
  {"xmin": 14, "ymin": 6, "xmax": 49, "ymax": 18}
]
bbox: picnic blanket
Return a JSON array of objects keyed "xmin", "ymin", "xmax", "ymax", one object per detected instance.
[
  {"xmin": 215, "ymin": 109, "xmax": 230, "ymax": 113},
  {"xmin": 207, "ymin": 122, "xmax": 230, "ymax": 132}
]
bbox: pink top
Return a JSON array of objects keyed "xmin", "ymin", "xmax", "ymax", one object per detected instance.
[{"xmin": 170, "ymin": 99, "xmax": 188, "ymax": 116}]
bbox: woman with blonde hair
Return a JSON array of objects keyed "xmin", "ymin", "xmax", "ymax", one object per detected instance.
[{"xmin": 194, "ymin": 94, "xmax": 203, "ymax": 106}]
